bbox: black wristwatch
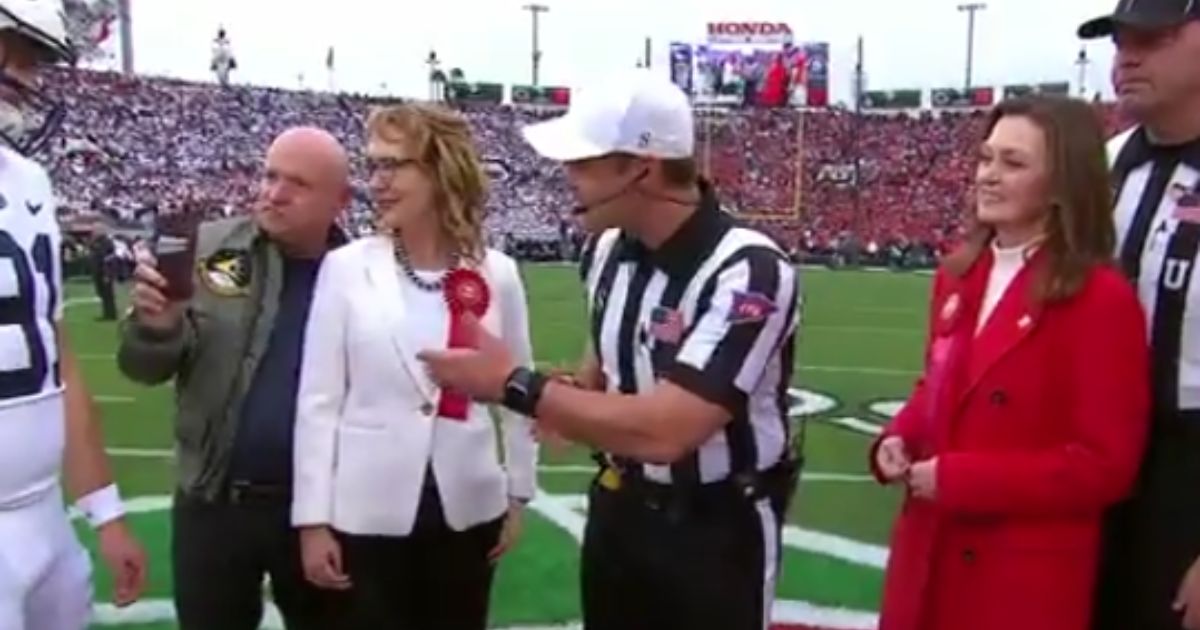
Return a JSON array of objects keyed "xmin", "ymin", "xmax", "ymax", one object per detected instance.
[{"xmin": 502, "ymin": 367, "xmax": 548, "ymax": 417}]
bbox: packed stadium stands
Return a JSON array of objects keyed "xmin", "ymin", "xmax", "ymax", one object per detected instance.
[{"xmin": 47, "ymin": 68, "xmax": 1127, "ymax": 266}]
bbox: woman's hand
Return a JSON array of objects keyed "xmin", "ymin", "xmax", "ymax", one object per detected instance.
[
  {"xmin": 908, "ymin": 458, "xmax": 938, "ymax": 500},
  {"xmin": 488, "ymin": 500, "xmax": 525, "ymax": 564},
  {"xmin": 875, "ymin": 435, "xmax": 912, "ymax": 483},
  {"xmin": 300, "ymin": 526, "xmax": 352, "ymax": 591}
]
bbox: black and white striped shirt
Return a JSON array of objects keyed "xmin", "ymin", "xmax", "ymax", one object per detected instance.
[
  {"xmin": 579, "ymin": 184, "xmax": 801, "ymax": 485},
  {"xmin": 1109, "ymin": 127, "xmax": 1200, "ymax": 417}
]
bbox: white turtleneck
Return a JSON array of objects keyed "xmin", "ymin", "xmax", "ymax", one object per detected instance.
[{"xmin": 977, "ymin": 239, "xmax": 1035, "ymax": 335}]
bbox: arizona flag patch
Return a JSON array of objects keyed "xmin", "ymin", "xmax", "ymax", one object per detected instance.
[{"xmin": 728, "ymin": 291, "xmax": 776, "ymax": 324}]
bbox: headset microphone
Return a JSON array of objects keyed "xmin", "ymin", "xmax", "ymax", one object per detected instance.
[{"xmin": 571, "ymin": 169, "xmax": 649, "ymax": 216}]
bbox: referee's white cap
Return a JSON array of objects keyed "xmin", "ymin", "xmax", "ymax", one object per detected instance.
[{"xmin": 522, "ymin": 69, "xmax": 694, "ymax": 163}]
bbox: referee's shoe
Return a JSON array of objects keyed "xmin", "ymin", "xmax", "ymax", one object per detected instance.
[{"xmin": 420, "ymin": 70, "xmax": 803, "ymax": 630}]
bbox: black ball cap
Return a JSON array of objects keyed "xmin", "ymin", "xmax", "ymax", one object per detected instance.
[{"xmin": 1078, "ymin": 0, "xmax": 1200, "ymax": 38}]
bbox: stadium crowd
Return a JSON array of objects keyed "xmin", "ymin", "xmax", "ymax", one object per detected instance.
[{"xmin": 45, "ymin": 68, "xmax": 1125, "ymax": 265}]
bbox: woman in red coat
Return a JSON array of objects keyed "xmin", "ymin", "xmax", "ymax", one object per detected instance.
[{"xmin": 870, "ymin": 96, "xmax": 1151, "ymax": 630}]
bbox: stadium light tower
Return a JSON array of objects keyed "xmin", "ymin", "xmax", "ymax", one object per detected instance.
[
  {"xmin": 118, "ymin": 0, "xmax": 132, "ymax": 74},
  {"xmin": 523, "ymin": 3, "xmax": 549, "ymax": 86},
  {"xmin": 958, "ymin": 3, "xmax": 987, "ymax": 91}
]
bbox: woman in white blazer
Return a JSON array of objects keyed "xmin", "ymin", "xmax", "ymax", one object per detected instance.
[{"xmin": 292, "ymin": 103, "xmax": 537, "ymax": 629}]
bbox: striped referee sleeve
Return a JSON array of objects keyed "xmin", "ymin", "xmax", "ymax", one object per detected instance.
[{"xmin": 668, "ymin": 247, "xmax": 798, "ymax": 413}]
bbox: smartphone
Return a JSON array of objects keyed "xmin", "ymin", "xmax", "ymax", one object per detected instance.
[{"xmin": 152, "ymin": 212, "xmax": 200, "ymax": 301}]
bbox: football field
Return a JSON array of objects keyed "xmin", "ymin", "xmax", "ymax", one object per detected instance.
[{"xmin": 64, "ymin": 265, "xmax": 932, "ymax": 629}]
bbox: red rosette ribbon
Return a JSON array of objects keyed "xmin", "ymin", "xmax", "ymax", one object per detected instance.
[{"xmin": 437, "ymin": 268, "xmax": 491, "ymax": 420}]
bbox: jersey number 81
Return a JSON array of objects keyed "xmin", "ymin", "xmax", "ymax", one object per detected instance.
[{"xmin": 0, "ymin": 229, "xmax": 59, "ymax": 401}]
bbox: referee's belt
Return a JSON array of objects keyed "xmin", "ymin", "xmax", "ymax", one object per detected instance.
[{"xmin": 592, "ymin": 454, "xmax": 798, "ymax": 506}]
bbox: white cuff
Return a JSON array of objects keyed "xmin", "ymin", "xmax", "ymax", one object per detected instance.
[{"xmin": 76, "ymin": 484, "xmax": 126, "ymax": 529}]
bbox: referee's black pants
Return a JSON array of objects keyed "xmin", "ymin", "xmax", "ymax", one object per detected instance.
[
  {"xmin": 581, "ymin": 470, "xmax": 790, "ymax": 630},
  {"xmin": 1093, "ymin": 411, "xmax": 1200, "ymax": 630},
  {"xmin": 335, "ymin": 480, "xmax": 505, "ymax": 630},
  {"xmin": 172, "ymin": 485, "xmax": 349, "ymax": 630}
]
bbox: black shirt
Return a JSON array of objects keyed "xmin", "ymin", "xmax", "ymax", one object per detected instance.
[{"xmin": 230, "ymin": 255, "xmax": 323, "ymax": 485}]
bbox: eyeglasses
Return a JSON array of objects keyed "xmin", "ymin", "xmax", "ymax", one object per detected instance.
[{"xmin": 365, "ymin": 156, "xmax": 418, "ymax": 179}]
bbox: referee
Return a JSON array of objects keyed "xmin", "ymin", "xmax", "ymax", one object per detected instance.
[
  {"xmin": 420, "ymin": 70, "xmax": 801, "ymax": 630},
  {"xmin": 1079, "ymin": 2, "xmax": 1200, "ymax": 629}
]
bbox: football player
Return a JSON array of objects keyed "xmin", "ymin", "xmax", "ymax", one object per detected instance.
[{"xmin": 0, "ymin": 1, "xmax": 145, "ymax": 628}]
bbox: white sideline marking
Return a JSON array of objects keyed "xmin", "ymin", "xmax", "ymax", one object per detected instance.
[
  {"xmin": 849, "ymin": 306, "xmax": 920, "ymax": 315},
  {"xmin": 868, "ymin": 401, "xmax": 904, "ymax": 419},
  {"xmin": 101, "ymin": 451, "xmax": 875, "ymax": 484},
  {"xmin": 781, "ymin": 527, "xmax": 888, "ymax": 570},
  {"xmin": 105, "ymin": 447, "xmax": 172, "ymax": 458},
  {"xmin": 94, "ymin": 495, "xmax": 881, "ymax": 630},
  {"xmin": 533, "ymin": 464, "xmax": 871, "ymax": 483},
  {"xmin": 801, "ymin": 472, "xmax": 873, "ymax": 483},
  {"xmin": 806, "ymin": 325, "xmax": 922, "ymax": 336},
  {"xmin": 773, "ymin": 600, "xmax": 879, "ymax": 629},
  {"xmin": 92, "ymin": 600, "xmax": 285, "ymax": 629},
  {"xmin": 825, "ymin": 417, "xmax": 884, "ymax": 436},
  {"xmin": 788, "ymin": 389, "xmax": 838, "ymax": 417},
  {"xmin": 92, "ymin": 599, "xmax": 877, "ymax": 630},
  {"xmin": 528, "ymin": 492, "xmax": 586, "ymax": 543},
  {"xmin": 528, "ymin": 493, "xmax": 889, "ymax": 571},
  {"xmin": 65, "ymin": 298, "xmax": 100, "ymax": 307},
  {"xmin": 802, "ymin": 365, "xmax": 918, "ymax": 377}
]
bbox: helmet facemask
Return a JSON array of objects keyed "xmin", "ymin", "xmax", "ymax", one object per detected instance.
[{"xmin": 0, "ymin": 61, "xmax": 65, "ymax": 155}]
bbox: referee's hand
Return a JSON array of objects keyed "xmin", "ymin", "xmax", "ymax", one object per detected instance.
[{"xmin": 419, "ymin": 314, "xmax": 514, "ymax": 403}]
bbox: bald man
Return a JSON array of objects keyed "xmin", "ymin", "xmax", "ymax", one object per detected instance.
[{"xmin": 117, "ymin": 126, "xmax": 352, "ymax": 630}]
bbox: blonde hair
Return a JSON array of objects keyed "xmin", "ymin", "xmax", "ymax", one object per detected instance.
[{"xmin": 366, "ymin": 103, "xmax": 488, "ymax": 261}]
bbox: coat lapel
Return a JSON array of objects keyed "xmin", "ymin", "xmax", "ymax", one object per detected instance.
[
  {"xmin": 923, "ymin": 261, "xmax": 983, "ymax": 452},
  {"xmin": 360, "ymin": 237, "xmax": 438, "ymax": 406},
  {"xmin": 959, "ymin": 248, "xmax": 1045, "ymax": 405}
]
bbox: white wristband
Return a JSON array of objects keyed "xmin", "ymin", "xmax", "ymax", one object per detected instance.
[{"xmin": 76, "ymin": 484, "xmax": 126, "ymax": 529}]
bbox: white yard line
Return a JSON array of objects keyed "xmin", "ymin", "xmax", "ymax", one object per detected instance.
[
  {"xmin": 801, "ymin": 365, "xmax": 918, "ymax": 377},
  {"xmin": 781, "ymin": 527, "xmax": 888, "ymax": 570},
  {"xmin": 95, "ymin": 395, "xmax": 135, "ymax": 404},
  {"xmin": 868, "ymin": 401, "xmax": 904, "ymax": 419},
  {"xmin": 104, "ymin": 447, "xmax": 172, "ymax": 458},
  {"xmin": 97, "ymin": 493, "xmax": 881, "ymax": 630},
  {"xmin": 101, "ymin": 453, "xmax": 873, "ymax": 485},
  {"xmin": 93, "ymin": 599, "xmax": 876, "ymax": 630},
  {"xmin": 824, "ymin": 417, "xmax": 885, "ymax": 436},
  {"xmin": 805, "ymin": 325, "xmax": 922, "ymax": 336},
  {"xmin": 773, "ymin": 600, "xmax": 879, "ymax": 629}
]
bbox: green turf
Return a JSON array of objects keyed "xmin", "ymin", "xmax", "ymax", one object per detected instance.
[{"xmin": 62, "ymin": 266, "xmax": 932, "ymax": 627}]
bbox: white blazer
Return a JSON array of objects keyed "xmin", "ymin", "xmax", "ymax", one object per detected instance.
[{"xmin": 292, "ymin": 235, "xmax": 537, "ymax": 536}]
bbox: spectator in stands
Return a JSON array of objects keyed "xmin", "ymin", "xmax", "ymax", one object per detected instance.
[
  {"xmin": 116, "ymin": 127, "xmax": 352, "ymax": 630},
  {"xmin": 38, "ymin": 65, "xmax": 1130, "ymax": 264},
  {"xmin": 870, "ymin": 97, "xmax": 1150, "ymax": 630},
  {"xmin": 293, "ymin": 103, "xmax": 535, "ymax": 629}
]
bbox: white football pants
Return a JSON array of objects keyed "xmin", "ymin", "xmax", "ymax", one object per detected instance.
[{"xmin": 0, "ymin": 486, "xmax": 92, "ymax": 630}]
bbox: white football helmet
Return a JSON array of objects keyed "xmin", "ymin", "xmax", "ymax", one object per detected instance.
[
  {"xmin": 0, "ymin": 0, "xmax": 73, "ymax": 154},
  {"xmin": 0, "ymin": 0, "xmax": 73, "ymax": 63}
]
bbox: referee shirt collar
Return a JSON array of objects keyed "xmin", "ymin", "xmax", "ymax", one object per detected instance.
[
  {"xmin": 618, "ymin": 179, "xmax": 732, "ymax": 277},
  {"xmin": 1114, "ymin": 126, "xmax": 1200, "ymax": 174}
]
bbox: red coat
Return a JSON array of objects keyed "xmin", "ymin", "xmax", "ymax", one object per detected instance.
[{"xmin": 870, "ymin": 250, "xmax": 1150, "ymax": 630}]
